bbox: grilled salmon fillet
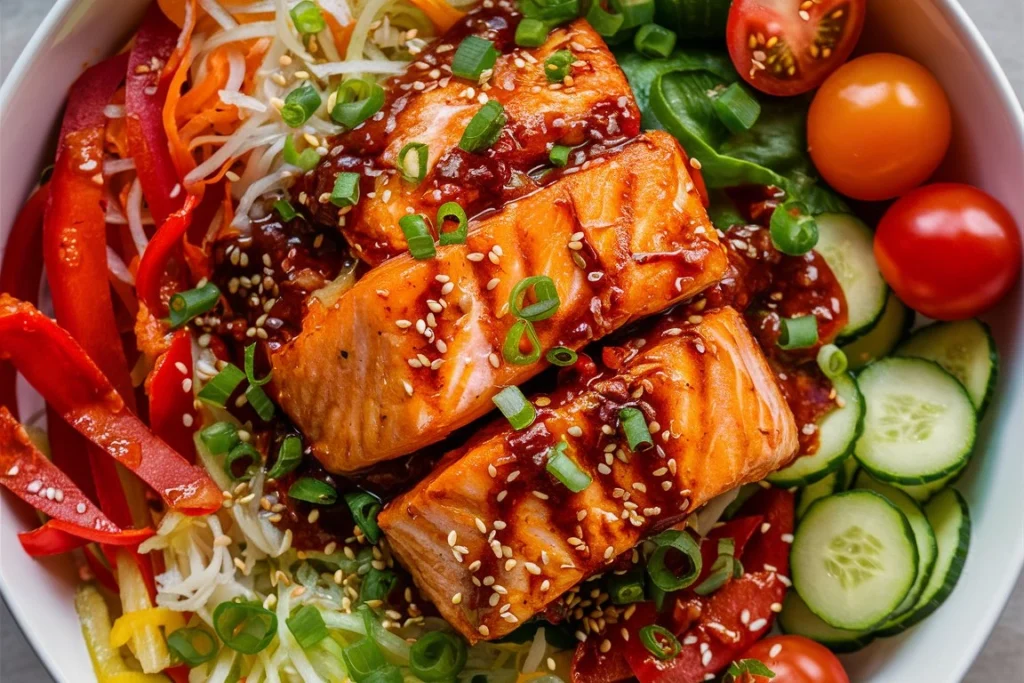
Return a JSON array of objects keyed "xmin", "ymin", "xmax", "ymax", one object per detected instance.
[
  {"xmin": 378, "ymin": 307, "xmax": 799, "ymax": 642},
  {"xmin": 272, "ymin": 132, "xmax": 726, "ymax": 472},
  {"xmin": 300, "ymin": 6, "xmax": 640, "ymax": 266}
]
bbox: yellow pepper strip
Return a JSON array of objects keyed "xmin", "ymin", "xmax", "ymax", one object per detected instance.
[
  {"xmin": 408, "ymin": 0, "xmax": 465, "ymax": 31},
  {"xmin": 105, "ymin": 673, "xmax": 173, "ymax": 683},
  {"xmin": 110, "ymin": 606, "xmax": 187, "ymax": 648}
]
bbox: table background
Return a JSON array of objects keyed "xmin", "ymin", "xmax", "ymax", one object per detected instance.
[{"xmin": 0, "ymin": 0, "xmax": 1021, "ymax": 680}]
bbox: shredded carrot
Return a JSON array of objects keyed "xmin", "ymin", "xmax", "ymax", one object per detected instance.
[
  {"xmin": 157, "ymin": 0, "xmax": 189, "ymax": 28},
  {"xmin": 324, "ymin": 13, "xmax": 356, "ymax": 55},
  {"xmin": 163, "ymin": 0, "xmax": 198, "ymax": 179},
  {"xmin": 408, "ymin": 0, "xmax": 465, "ymax": 32}
]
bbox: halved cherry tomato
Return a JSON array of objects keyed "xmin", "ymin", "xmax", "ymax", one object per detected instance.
[
  {"xmin": 726, "ymin": 0, "xmax": 866, "ymax": 96},
  {"xmin": 808, "ymin": 53, "xmax": 952, "ymax": 201},
  {"xmin": 734, "ymin": 635, "xmax": 850, "ymax": 683},
  {"xmin": 875, "ymin": 183, "xmax": 1021, "ymax": 320}
]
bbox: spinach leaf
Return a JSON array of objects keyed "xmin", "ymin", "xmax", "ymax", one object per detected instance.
[{"xmin": 652, "ymin": 0, "xmax": 733, "ymax": 43}]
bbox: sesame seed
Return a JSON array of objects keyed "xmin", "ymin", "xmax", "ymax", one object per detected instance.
[
  {"xmin": 452, "ymin": 593, "xmax": 463, "ymax": 604},
  {"xmin": 486, "ymin": 277, "xmax": 500, "ymax": 291},
  {"xmin": 567, "ymin": 426, "xmax": 583, "ymax": 437},
  {"xmin": 761, "ymin": 522, "xmax": 772, "ymax": 533},
  {"xmin": 541, "ymin": 579, "xmax": 551, "ymax": 591},
  {"xmin": 749, "ymin": 618, "xmax": 767, "ymax": 631},
  {"xmin": 467, "ymin": 252, "xmax": 485, "ymax": 262},
  {"xmin": 447, "ymin": 530, "xmax": 458, "ymax": 546},
  {"xmin": 702, "ymin": 649, "xmax": 713, "ymax": 666},
  {"xmin": 76, "ymin": 502, "xmax": 87, "ymax": 514},
  {"xmin": 478, "ymin": 625, "xmax": 490, "ymax": 636},
  {"xmin": 770, "ymin": 602, "xmax": 783, "ymax": 613},
  {"xmin": 781, "ymin": 533, "xmax": 794, "ymax": 543}
]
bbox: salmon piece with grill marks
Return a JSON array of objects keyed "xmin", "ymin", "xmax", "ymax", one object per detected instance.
[
  {"xmin": 271, "ymin": 132, "xmax": 726, "ymax": 473},
  {"xmin": 378, "ymin": 307, "xmax": 799, "ymax": 642}
]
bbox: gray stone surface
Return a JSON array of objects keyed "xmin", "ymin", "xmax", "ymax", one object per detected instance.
[{"xmin": 0, "ymin": 0, "xmax": 1021, "ymax": 681}]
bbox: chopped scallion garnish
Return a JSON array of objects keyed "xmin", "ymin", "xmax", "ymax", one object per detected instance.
[
  {"xmin": 522, "ymin": 0, "xmax": 580, "ymax": 22},
  {"xmin": 451, "ymin": 36, "xmax": 498, "ymax": 80},
  {"xmin": 638, "ymin": 624, "xmax": 681, "ymax": 661},
  {"xmin": 399, "ymin": 214, "xmax": 436, "ymax": 259},
  {"xmin": 288, "ymin": 477, "xmax": 338, "ymax": 505},
  {"xmin": 224, "ymin": 442, "xmax": 261, "ymax": 482},
  {"xmin": 613, "ymin": 0, "xmax": 655, "ymax": 29},
  {"xmin": 330, "ymin": 172, "xmax": 360, "ymax": 207},
  {"xmin": 197, "ymin": 364, "xmax": 245, "ymax": 407},
  {"xmin": 634, "ymin": 23, "xmax": 676, "ymax": 59},
  {"xmin": 360, "ymin": 568, "xmax": 398, "ymax": 602},
  {"xmin": 343, "ymin": 490, "xmax": 383, "ymax": 543},
  {"xmin": 409, "ymin": 631, "xmax": 468, "ymax": 682},
  {"xmin": 769, "ymin": 200, "xmax": 818, "ymax": 255},
  {"xmin": 167, "ymin": 627, "xmax": 219, "ymax": 667},
  {"xmin": 245, "ymin": 384, "xmax": 275, "ymax": 421},
  {"xmin": 274, "ymin": 199, "xmax": 299, "ymax": 221},
  {"xmin": 585, "ymin": 1, "xmax": 624, "ymax": 36},
  {"xmin": 286, "ymin": 604, "xmax": 328, "ymax": 649},
  {"xmin": 213, "ymin": 601, "xmax": 277, "ymax": 654},
  {"xmin": 777, "ymin": 315, "xmax": 819, "ymax": 350},
  {"xmin": 509, "ymin": 275, "xmax": 560, "ymax": 321},
  {"xmin": 199, "ymin": 421, "xmax": 239, "ymax": 455},
  {"xmin": 646, "ymin": 529, "xmax": 702, "ymax": 592},
  {"xmin": 168, "ymin": 282, "xmax": 220, "ymax": 329},
  {"xmin": 515, "ymin": 17, "xmax": 550, "ymax": 47},
  {"xmin": 816, "ymin": 343, "xmax": 848, "ymax": 378},
  {"xmin": 619, "ymin": 406, "xmax": 653, "ymax": 451},
  {"xmin": 545, "ymin": 346, "xmax": 577, "ymax": 366},
  {"xmin": 267, "ymin": 435, "xmax": 303, "ymax": 480},
  {"xmin": 543, "ymin": 50, "xmax": 574, "ymax": 83},
  {"xmin": 342, "ymin": 637, "xmax": 394, "ymax": 682},
  {"xmin": 459, "ymin": 100, "xmax": 506, "ymax": 153},
  {"xmin": 283, "ymin": 135, "xmax": 321, "ymax": 171},
  {"xmin": 331, "ymin": 79, "xmax": 385, "ymax": 129},
  {"xmin": 712, "ymin": 82, "xmax": 762, "ymax": 133},
  {"xmin": 244, "ymin": 343, "xmax": 272, "ymax": 387},
  {"xmin": 502, "ymin": 319, "xmax": 542, "ymax": 365},
  {"xmin": 436, "ymin": 202, "xmax": 468, "ymax": 245},
  {"xmin": 289, "ymin": 0, "xmax": 326, "ymax": 34},
  {"xmin": 607, "ymin": 569, "xmax": 645, "ymax": 605},
  {"xmin": 545, "ymin": 440, "xmax": 591, "ymax": 492},
  {"xmin": 549, "ymin": 144, "xmax": 571, "ymax": 167},
  {"xmin": 492, "ymin": 385, "xmax": 536, "ymax": 430},
  {"xmin": 281, "ymin": 83, "xmax": 322, "ymax": 128},
  {"xmin": 397, "ymin": 142, "xmax": 429, "ymax": 183}
]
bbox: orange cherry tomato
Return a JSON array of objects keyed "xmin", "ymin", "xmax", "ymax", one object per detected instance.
[
  {"xmin": 807, "ymin": 53, "xmax": 952, "ymax": 201},
  {"xmin": 736, "ymin": 635, "xmax": 850, "ymax": 683}
]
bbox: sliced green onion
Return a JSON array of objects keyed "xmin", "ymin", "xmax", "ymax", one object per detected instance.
[
  {"xmin": 638, "ymin": 624, "xmax": 680, "ymax": 661},
  {"xmin": 398, "ymin": 214, "xmax": 436, "ymax": 259},
  {"xmin": 436, "ymin": 202, "xmax": 469, "ymax": 245},
  {"xmin": 274, "ymin": 199, "xmax": 299, "ymax": 221},
  {"xmin": 224, "ymin": 442, "xmax": 261, "ymax": 482},
  {"xmin": 245, "ymin": 384, "xmax": 275, "ymax": 421},
  {"xmin": 585, "ymin": 1, "xmax": 624, "ymax": 36},
  {"xmin": 515, "ymin": 17, "xmax": 550, "ymax": 47},
  {"xmin": 452, "ymin": 36, "xmax": 498, "ymax": 80},
  {"xmin": 502, "ymin": 319, "xmax": 542, "ymax": 365},
  {"xmin": 283, "ymin": 135, "xmax": 321, "ymax": 172},
  {"xmin": 342, "ymin": 637, "xmax": 390, "ymax": 683},
  {"xmin": 199, "ymin": 421, "xmax": 239, "ymax": 455},
  {"xmin": 522, "ymin": 0, "xmax": 580, "ymax": 22},
  {"xmin": 197, "ymin": 364, "xmax": 246, "ymax": 407},
  {"xmin": 778, "ymin": 315, "xmax": 819, "ymax": 350},
  {"xmin": 409, "ymin": 632, "xmax": 468, "ymax": 682},
  {"xmin": 459, "ymin": 100, "xmax": 506, "ymax": 153},
  {"xmin": 244, "ymin": 343, "xmax": 272, "ymax": 387},
  {"xmin": 267, "ymin": 435, "xmax": 303, "ymax": 480},
  {"xmin": 612, "ymin": 0, "xmax": 655, "ymax": 28},
  {"xmin": 288, "ymin": 477, "xmax": 337, "ymax": 505},
  {"xmin": 168, "ymin": 282, "xmax": 220, "ymax": 328},
  {"xmin": 769, "ymin": 201, "xmax": 818, "ymax": 256},
  {"xmin": 695, "ymin": 538, "xmax": 741, "ymax": 596},
  {"xmin": 543, "ymin": 50, "xmax": 574, "ymax": 83},
  {"xmin": 360, "ymin": 567, "xmax": 398, "ymax": 602},
  {"xmin": 286, "ymin": 604, "xmax": 328, "ymax": 649},
  {"xmin": 509, "ymin": 275, "xmax": 560, "ymax": 321},
  {"xmin": 608, "ymin": 569, "xmax": 645, "ymax": 605},
  {"xmin": 545, "ymin": 346, "xmax": 577, "ymax": 366},
  {"xmin": 546, "ymin": 441, "xmax": 591, "ymax": 492},
  {"xmin": 290, "ymin": 0, "xmax": 326, "ymax": 34},
  {"xmin": 281, "ymin": 83, "xmax": 322, "ymax": 128},
  {"xmin": 343, "ymin": 490, "xmax": 383, "ymax": 543},
  {"xmin": 646, "ymin": 529, "xmax": 702, "ymax": 592},
  {"xmin": 213, "ymin": 601, "xmax": 277, "ymax": 654},
  {"xmin": 619, "ymin": 406, "xmax": 652, "ymax": 451},
  {"xmin": 816, "ymin": 343, "xmax": 848, "ymax": 378},
  {"xmin": 397, "ymin": 142, "xmax": 429, "ymax": 183},
  {"xmin": 712, "ymin": 82, "xmax": 761, "ymax": 133},
  {"xmin": 331, "ymin": 79, "xmax": 385, "ymax": 129},
  {"xmin": 492, "ymin": 385, "xmax": 536, "ymax": 430},
  {"xmin": 549, "ymin": 144, "xmax": 571, "ymax": 167},
  {"xmin": 634, "ymin": 23, "xmax": 676, "ymax": 58},
  {"xmin": 330, "ymin": 172, "xmax": 360, "ymax": 207},
  {"xmin": 167, "ymin": 627, "xmax": 219, "ymax": 666}
]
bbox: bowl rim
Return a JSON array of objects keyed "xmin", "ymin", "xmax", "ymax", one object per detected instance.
[{"xmin": 0, "ymin": 0, "xmax": 1021, "ymax": 682}]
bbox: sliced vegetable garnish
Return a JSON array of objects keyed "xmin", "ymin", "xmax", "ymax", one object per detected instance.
[
  {"xmin": 546, "ymin": 346, "xmax": 577, "ymax": 366},
  {"xmin": 268, "ymin": 435, "xmax": 303, "ymax": 480},
  {"xmin": 199, "ymin": 422, "xmax": 240, "ymax": 455},
  {"xmin": 777, "ymin": 315, "xmax": 819, "ymax": 350},
  {"xmin": 286, "ymin": 604, "xmax": 328, "ymax": 649},
  {"xmin": 343, "ymin": 490, "xmax": 383, "ymax": 543},
  {"xmin": 544, "ymin": 50, "xmax": 575, "ymax": 83},
  {"xmin": 274, "ymin": 199, "xmax": 299, "ymax": 221},
  {"xmin": 290, "ymin": 0, "xmax": 326, "ymax": 34},
  {"xmin": 619, "ymin": 406, "xmax": 653, "ymax": 451},
  {"xmin": 452, "ymin": 36, "xmax": 498, "ymax": 80},
  {"xmin": 711, "ymin": 82, "xmax": 761, "ymax": 133},
  {"xmin": 492, "ymin": 385, "xmax": 536, "ymax": 430},
  {"xmin": 343, "ymin": 636, "xmax": 394, "ymax": 682},
  {"xmin": 288, "ymin": 477, "xmax": 338, "ymax": 505},
  {"xmin": 436, "ymin": 202, "xmax": 469, "ymax": 245},
  {"xmin": 647, "ymin": 529, "xmax": 702, "ymax": 591},
  {"xmin": 167, "ymin": 627, "xmax": 219, "ymax": 667},
  {"xmin": 608, "ymin": 569, "xmax": 646, "ymax": 605},
  {"xmin": 509, "ymin": 275, "xmax": 560, "ymax": 321},
  {"xmin": 694, "ymin": 538, "xmax": 743, "ymax": 596},
  {"xmin": 770, "ymin": 201, "xmax": 818, "ymax": 255},
  {"xmin": 198, "ymin": 364, "xmax": 246, "ymax": 407},
  {"xmin": 244, "ymin": 343, "xmax": 272, "ymax": 387},
  {"xmin": 502, "ymin": 319, "xmax": 543, "ymax": 365},
  {"xmin": 523, "ymin": 0, "xmax": 580, "ymax": 22},
  {"xmin": 246, "ymin": 384, "xmax": 275, "ymax": 421},
  {"xmin": 816, "ymin": 344, "xmax": 848, "ymax": 378},
  {"xmin": 360, "ymin": 568, "xmax": 399, "ymax": 602},
  {"xmin": 332, "ymin": 79, "xmax": 386, "ymax": 129},
  {"xmin": 585, "ymin": 0, "xmax": 624, "ymax": 36},
  {"xmin": 213, "ymin": 601, "xmax": 278, "ymax": 654},
  {"xmin": 634, "ymin": 23, "xmax": 676, "ymax": 58},
  {"xmin": 281, "ymin": 83, "xmax": 322, "ymax": 127},
  {"xmin": 399, "ymin": 214, "xmax": 436, "ymax": 259},
  {"xmin": 398, "ymin": 142, "xmax": 429, "ymax": 183},
  {"xmin": 284, "ymin": 135, "xmax": 321, "ymax": 171},
  {"xmin": 639, "ymin": 624, "xmax": 681, "ymax": 661},
  {"xmin": 546, "ymin": 441, "xmax": 592, "ymax": 492},
  {"xmin": 224, "ymin": 443, "xmax": 261, "ymax": 482},
  {"xmin": 549, "ymin": 144, "xmax": 571, "ymax": 167},
  {"xmin": 330, "ymin": 172, "xmax": 361, "ymax": 207},
  {"xmin": 515, "ymin": 17, "xmax": 550, "ymax": 47},
  {"xmin": 459, "ymin": 100, "xmax": 506, "ymax": 153},
  {"xmin": 409, "ymin": 631, "xmax": 468, "ymax": 682}
]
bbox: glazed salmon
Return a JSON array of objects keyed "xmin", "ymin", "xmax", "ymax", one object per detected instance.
[
  {"xmin": 378, "ymin": 307, "xmax": 799, "ymax": 642},
  {"xmin": 300, "ymin": 5, "xmax": 640, "ymax": 266},
  {"xmin": 272, "ymin": 132, "xmax": 726, "ymax": 472}
]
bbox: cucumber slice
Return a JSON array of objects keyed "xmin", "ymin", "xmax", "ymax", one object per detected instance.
[
  {"xmin": 854, "ymin": 358, "xmax": 976, "ymax": 485},
  {"xmin": 768, "ymin": 373, "xmax": 863, "ymax": 487},
  {"xmin": 778, "ymin": 590, "xmax": 875, "ymax": 653},
  {"xmin": 896, "ymin": 467, "xmax": 964, "ymax": 503},
  {"xmin": 840, "ymin": 455, "xmax": 859, "ymax": 490},
  {"xmin": 842, "ymin": 292, "xmax": 912, "ymax": 370},
  {"xmin": 875, "ymin": 488, "xmax": 971, "ymax": 636},
  {"xmin": 896, "ymin": 319, "xmax": 998, "ymax": 415},
  {"xmin": 853, "ymin": 471, "xmax": 938, "ymax": 621},
  {"xmin": 792, "ymin": 490, "xmax": 917, "ymax": 630},
  {"xmin": 795, "ymin": 468, "xmax": 844, "ymax": 519},
  {"xmin": 814, "ymin": 213, "xmax": 888, "ymax": 341}
]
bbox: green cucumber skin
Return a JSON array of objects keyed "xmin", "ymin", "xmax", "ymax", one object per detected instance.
[
  {"xmin": 843, "ymin": 292, "xmax": 914, "ymax": 371},
  {"xmin": 875, "ymin": 489, "xmax": 971, "ymax": 637},
  {"xmin": 795, "ymin": 469, "xmax": 844, "ymax": 519},
  {"xmin": 778, "ymin": 591, "xmax": 875, "ymax": 653}
]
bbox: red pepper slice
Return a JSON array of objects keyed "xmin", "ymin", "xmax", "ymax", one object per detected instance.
[
  {"xmin": 0, "ymin": 407, "xmax": 154, "ymax": 556},
  {"xmin": 136, "ymin": 194, "xmax": 200, "ymax": 313},
  {"xmin": 147, "ymin": 329, "xmax": 198, "ymax": 461},
  {"xmin": 0, "ymin": 296, "xmax": 221, "ymax": 515},
  {"xmin": 127, "ymin": 2, "xmax": 186, "ymax": 226}
]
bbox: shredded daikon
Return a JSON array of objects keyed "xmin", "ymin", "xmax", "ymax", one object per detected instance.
[
  {"xmin": 202, "ymin": 21, "xmax": 277, "ymax": 51},
  {"xmin": 103, "ymin": 158, "xmax": 137, "ymax": 176},
  {"xmin": 218, "ymin": 90, "xmax": 268, "ymax": 112},
  {"xmin": 125, "ymin": 178, "xmax": 149, "ymax": 257},
  {"xmin": 106, "ymin": 247, "xmax": 135, "ymax": 285},
  {"xmin": 198, "ymin": 0, "xmax": 238, "ymax": 30}
]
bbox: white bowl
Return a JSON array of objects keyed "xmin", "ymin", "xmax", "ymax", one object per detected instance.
[{"xmin": 1, "ymin": 1, "xmax": 1021, "ymax": 681}]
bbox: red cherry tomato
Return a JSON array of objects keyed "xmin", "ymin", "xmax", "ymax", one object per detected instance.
[
  {"xmin": 875, "ymin": 183, "xmax": 1021, "ymax": 320},
  {"xmin": 808, "ymin": 54, "xmax": 952, "ymax": 201},
  {"xmin": 726, "ymin": 0, "xmax": 866, "ymax": 96},
  {"xmin": 735, "ymin": 635, "xmax": 850, "ymax": 683}
]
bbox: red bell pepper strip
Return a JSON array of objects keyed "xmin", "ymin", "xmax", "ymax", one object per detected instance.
[
  {"xmin": 135, "ymin": 194, "xmax": 200, "ymax": 313},
  {"xmin": 0, "ymin": 295, "xmax": 221, "ymax": 516},
  {"xmin": 127, "ymin": 2, "xmax": 186, "ymax": 226},
  {"xmin": 0, "ymin": 184, "xmax": 49, "ymax": 418},
  {"xmin": 0, "ymin": 407, "xmax": 154, "ymax": 556},
  {"xmin": 147, "ymin": 329, "xmax": 197, "ymax": 462}
]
